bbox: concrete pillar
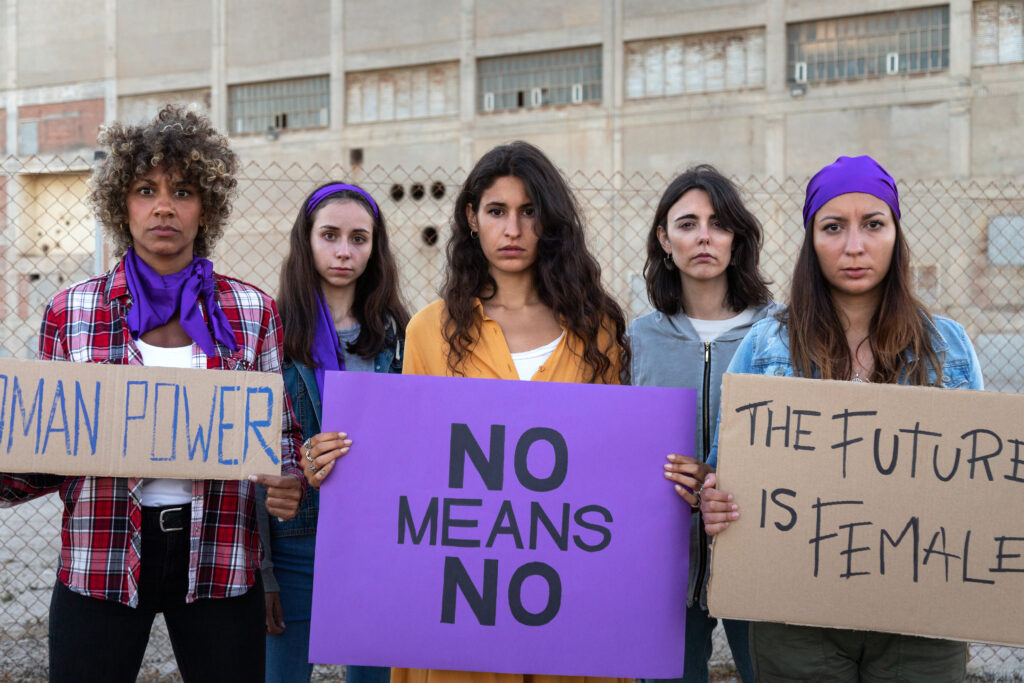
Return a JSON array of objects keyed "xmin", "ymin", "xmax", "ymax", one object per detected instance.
[
  {"xmin": 5, "ymin": 0, "xmax": 17, "ymax": 155},
  {"xmin": 948, "ymin": 0, "xmax": 972, "ymax": 179},
  {"xmin": 104, "ymin": 0, "xmax": 117, "ymax": 124},
  {"xmin": 605, "ymin": 0, "xmax": 623, "ymax": 177},
  {"xmin": 210, "ymin": 0, "xmax": 227, "ymax": 132},
  {"xmin": 458, "ymin": 0, "xmax": 476, "ymax": 170},
  {"xmin": 330, "ymin": 0, "xmax": 344, "ymax": 135}
]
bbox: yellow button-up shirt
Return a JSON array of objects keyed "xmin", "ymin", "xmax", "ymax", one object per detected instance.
[{"xmin": 394, "ymin": 298, "xmax": 628, "ymax": 683}]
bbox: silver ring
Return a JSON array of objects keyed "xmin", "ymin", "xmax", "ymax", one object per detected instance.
[
  {"xmin": 309, "ymin": 462, "xmax": 317, "ymax": 474},
  {"xmin": 303, "ymin": 438, "xmax": 314, "ymax": 463}
]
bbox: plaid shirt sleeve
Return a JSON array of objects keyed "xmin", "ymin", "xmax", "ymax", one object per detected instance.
[{"xmin": 0, "ymin": 299, "xmax": 70, "ymax": 506}]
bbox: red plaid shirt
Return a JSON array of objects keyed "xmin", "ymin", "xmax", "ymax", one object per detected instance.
[{"xmin": 0, "ymin": 260, "xmax": 303, "ymax": 607}]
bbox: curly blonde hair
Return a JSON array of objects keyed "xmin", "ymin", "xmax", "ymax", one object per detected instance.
[{"xmin": 91, "ymin": 104, "xmax": 239, "ymax": 258}]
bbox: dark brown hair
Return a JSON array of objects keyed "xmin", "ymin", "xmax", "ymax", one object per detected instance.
[
  {"xmin": 91, "ymin": 104, "xmax": 238, "ymax": 258},
  {"xmin": 278, "ymin": 184, "xmax": 410, "ymax": 365},
  {"xmin": 644, "ymin": 164, "xmax": 771, "ymax": 315},
  {"xmin": 784, "ymin": 212, "xmax": 942, "ymax": 385},
  {"xmin": 442, "ymin": 141, "xmax": 629, "ymax": 383}
]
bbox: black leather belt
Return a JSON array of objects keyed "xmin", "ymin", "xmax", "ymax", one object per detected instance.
[{"xmin": 143, "ymin": 505, "xmax": 189, "ymax": 533}]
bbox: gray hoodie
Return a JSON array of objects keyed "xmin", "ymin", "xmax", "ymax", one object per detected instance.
[{"xmin": 628, "ymin": 301, "xmax": 781, "ymax": 610}]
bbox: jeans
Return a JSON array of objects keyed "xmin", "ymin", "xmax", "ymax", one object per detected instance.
[
  {"xmin": 641, "ymin": 606, "xmax": 754, "ymax": 683},
  {"xmin": 266, "ymin": 532, "xmax": 390, "ymax": 683},
  {"xmin": 48, "ymin": 505, "xmax": 265, "ymax": 683}
]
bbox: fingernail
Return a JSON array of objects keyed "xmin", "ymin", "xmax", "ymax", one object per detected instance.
[
  {"xmin": 248, "ymin": 475, "xmax": 258, "ymax": 482},
  {"xmin": 277, "ymin": 517, "xmax": 284, "ymax": 522}
]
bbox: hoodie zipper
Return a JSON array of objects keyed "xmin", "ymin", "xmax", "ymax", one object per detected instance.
[{"xmin": 691, "ymin": 341, "xmax": 711, "ymax": 607}]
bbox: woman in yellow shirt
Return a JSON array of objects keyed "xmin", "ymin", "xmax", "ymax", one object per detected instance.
[{"xmin": 396, "ymin": 141, "xmax": 630, "ymax": 683}]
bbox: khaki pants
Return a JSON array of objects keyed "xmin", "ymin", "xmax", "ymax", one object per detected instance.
[{"xmin": 750, "ymin": 622, "xmax": 967, "ymax": 683}]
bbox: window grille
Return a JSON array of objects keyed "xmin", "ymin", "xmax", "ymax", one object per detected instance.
[
  {"xmin": 477, "ymin": 46, "xmax": 602, "ymax": 113},
  {"xmin": 786, "ymin": 6, "xmax": 949, "ymax": 84},
  {"xmin": 228, "ymin": 76, "xmax": 329, "ymax": 135},
  {"xmin": 625, "ymin": 29, "xmax": 765, "ymax": 100}
]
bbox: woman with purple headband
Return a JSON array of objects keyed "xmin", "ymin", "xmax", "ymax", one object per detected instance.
[
  {"xmin": 699, "ymin": 156, "xmax": 981, "ymax": 681},
  {"xmin": 258, "ymin": 182, "xmax": 409, "ymax": 682}
]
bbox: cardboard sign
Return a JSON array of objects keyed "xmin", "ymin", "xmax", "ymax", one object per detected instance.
[
  {"xmin": 709, "ymin": 373, "xmax": 1024, "ymax": 646},
  {"xmin": 309, "ymin": 372, "xmax": 696, "ymax": 677},
  {"xmin": 0, "ymin": 358, "xmax": 283, "ymax": 479}
]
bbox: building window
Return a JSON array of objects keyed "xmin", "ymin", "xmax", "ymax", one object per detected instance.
[
  {"xmin": 625, "ymin": 29, "xmax": 765, "ymax": 100},
  {"xmin": 346, "ymin": 63, "xmax": 458, "ymax": 124},
  {"xmin": 477, "ymin": 46, "xmax": 602, "ymax": 113},
  {"xmin": 974, "ymin": 1, "xmax": 1024, "ymax": 65},
  {"xmin": 787, "ymin": 6, "xmax": 949, "ymax": 85},
  {"xmin": 229, "ymin": 76, "xmax": 329, "ymax": 135}
]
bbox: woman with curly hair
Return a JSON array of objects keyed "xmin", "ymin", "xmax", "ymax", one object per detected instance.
[
  {"xmin": 700, "ymin": 156, "xmax": 981, "ymax": 681},
  {"xmin": 630, "ymin": 164, "xmax": 776, "ymax": 683},
  {"xmin": 259, "ymin": 181, "xmax": 409, "ymax": 683},
  {"xmin": 0, "ymin": 104, "xmax": 304, "ymax": 682}
]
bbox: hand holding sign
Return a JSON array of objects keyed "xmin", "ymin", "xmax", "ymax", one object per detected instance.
[
  {"xmin": 663, "ymin": 454, "xmax": 713, "ymax": 507},
  {"xmin": 250, "ymin": 473, "xmax": 303, "ymax": 519},
  {"xmin": 302, "ymin": 431, "xmax": 352, "ymax": 488},
  {"xmin": 699, "ymin": 473, "xmax": 739, "ymax": 535}
]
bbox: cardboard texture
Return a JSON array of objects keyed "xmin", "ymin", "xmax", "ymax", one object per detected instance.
[
  {"xmin": 709, "ymin": 373, "xmax": 1024, "ymax": 646},
  {"xmin": 310, "ymin": 372, "xmax": 695, "ymax": 677},
  {"xmin": 0, "ymin": 357, "xmax": 283, "ymax": 479}
]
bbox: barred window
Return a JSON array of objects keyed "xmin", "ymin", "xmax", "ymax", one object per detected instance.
[
  {"xmin": 478, "ymin": 46, "xmax": 602, "ymax": 113},
  {"xmin": 228, "ymin": 76, "xmax": 329, "ymax": 135},
  {"xmin": 787, "ymin": 6, "xmax": 949, "ymax": 85},
  {"xmin": 625, "ymin": 29, "xmax": 765, "ymax": 100},
  {"xmin": 346, "ymin": 63, "xmax": 459, "ymax": 124},
  {"xmin": 974, "ymin": 1, "xmax": 1024, "ymax": 65}
]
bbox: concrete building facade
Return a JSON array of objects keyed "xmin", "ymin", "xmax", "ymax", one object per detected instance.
[{"xmin": 0, "ymin": 0, "xmax": 1021, "ymax": 181}]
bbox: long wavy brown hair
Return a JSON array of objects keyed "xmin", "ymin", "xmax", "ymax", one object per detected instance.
[
  {"xmin": 644, "ymin": 164, "xmax": 772, "ymax": 315},
  {"xmin": 784, "ymin": 212, "xmax": 942, "ymax": 385},
  {"xmin": 278, "ymin": 184, "xmax": 409, "ymax": 365},
  {"xmin": 441, "ymin": 141, "xmax": 629, "ymax": 383}
]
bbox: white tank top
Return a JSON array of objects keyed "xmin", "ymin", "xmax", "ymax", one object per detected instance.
[{"xmin": 135, "ymin": 339, "xmax": 194, "ymax": 507}]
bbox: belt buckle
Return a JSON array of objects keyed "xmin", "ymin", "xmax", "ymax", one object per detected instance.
[{"xmin": 159, "ymin": 506, "xmax": 185, "ymax": 532}]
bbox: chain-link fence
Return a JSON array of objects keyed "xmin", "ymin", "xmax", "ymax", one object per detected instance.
[{"xmin": 1, "ymin": 156, "xmax": 1022, "ymax": 681}]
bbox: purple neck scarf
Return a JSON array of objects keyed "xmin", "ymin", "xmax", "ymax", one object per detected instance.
[
  {"xmin": 312, "ymin": 290, "xmax": 346, "ymax": 400},
  {"xmin": 802, "ymin": 155, "xmax": 901, "ymax": 229},
  {"xmin": 123, "ymin": 247, "xmax": 239, "ymax": 357}
]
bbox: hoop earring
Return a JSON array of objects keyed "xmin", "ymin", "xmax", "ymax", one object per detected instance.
[
  {"xmin": 663, "ymin": 253, "xmax": 675, "ymax": 270},
  {"xmin": 470, "ymin": 229, "xmax": 479, "ymax": 239}
]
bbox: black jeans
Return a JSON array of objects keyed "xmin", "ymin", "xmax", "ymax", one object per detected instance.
[{"xmin": 48, "ymin": 505, "xmax": 265, "ymax": 683}]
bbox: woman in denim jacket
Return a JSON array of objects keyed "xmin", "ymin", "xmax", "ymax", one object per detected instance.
[
  {"xmin": 701, "ymin": 156, "xmax": 982, "ymax": 682},
  {"xmin": 630, "ymin": 165, "xmax": 776, "ymax": 683},
  {"xmin": 258, "ymin": 183, "xmax": 409, "ymax": 683}
]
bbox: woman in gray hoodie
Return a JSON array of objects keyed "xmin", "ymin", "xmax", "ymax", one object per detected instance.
[{"xmin": 629, "ymin": 165, "xmax": 777, "ymax": 683}]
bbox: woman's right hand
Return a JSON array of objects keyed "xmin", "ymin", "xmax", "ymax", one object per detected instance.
[
  {"xmin": 699, "ymin": 473, "xmax": 740, "ymax": 536},
  {"xmin": 302, "ymin": 431, "xmax": 352, "ymax": 489}
]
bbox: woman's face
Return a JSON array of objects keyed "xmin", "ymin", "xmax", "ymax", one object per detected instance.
[
  {"xmin": 812, "ymin": 192, "xmax": 897, "ymax": 301},
  {"xmin": 467, "ymin": 175, "xmax": 540, "ymax": 277},
  {"xmin": 310, "ymin": 199, "xmax": 374, "ymax": 297},
  {"xmin": 125, "ymin": 165, "xmax": 202, "ymax": 273},
  {"xmin": 658, "ymin": 188, "xmax": 733, "ymax": 288}
]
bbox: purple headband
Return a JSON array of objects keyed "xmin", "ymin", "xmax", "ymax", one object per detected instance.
[
  {"xmin": 305, "ymin": 183, "xmax": 380, "ymax": 219},
  {"xmin": 802, "ymin": 155, "xmax": 900, "ymax": 229}
]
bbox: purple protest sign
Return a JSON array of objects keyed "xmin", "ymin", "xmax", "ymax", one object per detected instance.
[{"xmin": 309, "ymin": 372, "xmax": 695, "ymax": 677}]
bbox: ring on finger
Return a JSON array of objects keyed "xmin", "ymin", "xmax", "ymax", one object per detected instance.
[
  {"xmin": 303, "ymin": 438, "xmax": 314, "ymax": 463},
  {"xmin": 309, "ymin": 461, "xmax": 317, "ymax": 474}
]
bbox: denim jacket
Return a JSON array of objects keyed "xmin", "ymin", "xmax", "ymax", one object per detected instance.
[
  {"xmin": 257, "ymin": 323, "xmax": 404, "ymax": 591},
  {"xmin": 708, "ymin": 312, "xmax": 984, "ymax": 470}
]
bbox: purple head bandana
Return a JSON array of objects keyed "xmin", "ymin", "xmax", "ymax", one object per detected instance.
[
  {"xmin": 802, "ymin": 155, "xmax": 901, "ymax": 229},
  {"xmin": 305, "ymin": 183, "xmax": 379, "ymax": 220}
]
